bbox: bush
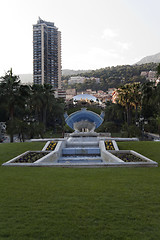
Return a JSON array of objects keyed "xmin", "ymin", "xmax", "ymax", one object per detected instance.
[
  {"xmin": 121, "ymin": 123, "xmax": 141, "ymax": 137},
  {"xmin": 96, "ymin": 121, "xmax": 120, "ymax": 133},
  {"xmin": 64, "ymin": 124, "xmax": 74, "ymax": 133},
  {"xmin": 144, "ymin": 119, "xmax": 158, "ymax": 133}
]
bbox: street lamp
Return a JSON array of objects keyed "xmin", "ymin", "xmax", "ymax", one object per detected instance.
[{"xmin": 136, "ymin": 117, "xmax": 148, "ymax": 140}]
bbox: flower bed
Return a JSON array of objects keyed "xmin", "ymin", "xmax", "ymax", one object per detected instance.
[
  {"xmin": 46, "ymin": 141, "xmax": 57, "ymax": 151},
  {"xmin": 105, "ymin": 140, "xmax": 115, "ymax": 150},
  {"xmin": 112, "ymin": 152, "xmax": 147, "ymax": 162},
  {"xmin": 14, "ymin": 152, "xmax": 49, "ymax": 163}
]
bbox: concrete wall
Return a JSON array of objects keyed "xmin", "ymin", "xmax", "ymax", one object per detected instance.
[
  {"xmin": 99, "ymin": 141, "xmax": 123, "ymax": 163},
  {"xmin": 34, "ymin": 140, "xmax": 66, "ymax": 164}
]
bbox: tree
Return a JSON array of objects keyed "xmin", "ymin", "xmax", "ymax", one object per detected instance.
[
  {"xmin": 0, "ymin": 69, "xmax": 21, "ymax": 121},
  {"xmin": 47, "ymin": 98, "xmax": 65, "ymax": 134},
  {"xmin": 0, "ymin": 69, "xmax": 22, "ymax": 142},
  {"xmin": 117, "ymin": 82, "xmax": 142, "ymax": 125},
  {"xmin": 141, "ymin": 82, "xmax": 156, "ymax": 119},
  {"xmin": 105, "ymin": 101, "xmax": 124, "ymax": 126},
  {"xmin": 6, "ymin": 118, "xmax": 29, "ymax": 142},
  {"xmin": 117, "ymin": 84, "xmax": 133, "ymax": 125},
  {"xmin": 129, "ymin": 82, "xmax": 142, "ymax": 122},
  {"xmin": 41, "ymin": 84, "xmax": 55, "ymax": 129},
  {"xmin": 30, "ymin": 84, "xmax": 55, "ymax": 130},
  {"xmin": 157, "ymin": 63, "xmax": 160, "ymax": 77}
]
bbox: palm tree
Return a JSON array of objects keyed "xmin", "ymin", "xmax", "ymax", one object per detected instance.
[
  {"xmin": 41, "ymin": 84, "xmax": 55, "ymax": 129},
  {"xmin": 30, "ymin": 84, "xmax": 55, "ymax": 130},
  {"xmin": 141, "ymin": 82, "xmax": 156, "ymax": 119},
  {"xmin": 117, "ymin": 84, "xmax": 133, "ymax": 125},
  {"xmin": 117, "ymin": 82, "xmax": 143, "ymax": 125},
  {"xmin": 30, "ymin": 84, "xmax": 44, "ymax": 122},
  {"xmin": 0, "ymin": 69, "xmax": 21, "ymax": 121},
  {"xmin": 0, "ymin": 69, "xmax": 22, "ymax": 142},
  {"xmin": 129, "ymin": 82, "xmax": 142, "ymax": 122},
  {"xmin": 0, "ymin": 69, "xmax": 31, "ymax": 142}
]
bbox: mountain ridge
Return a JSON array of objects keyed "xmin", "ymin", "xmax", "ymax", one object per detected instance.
[
  {"xmin": 18, "ymin": 52, "xmax": 160, "ymax": 84},
  {"xmin": 136, "ymin": 52, "xmax": 160, "ymax": 65}
]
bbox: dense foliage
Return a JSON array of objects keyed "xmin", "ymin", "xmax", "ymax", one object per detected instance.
[
  {"xmin": 1, "ymin": 65, "xmax": 160, "ymax": 141},
  {"xmin": 100, "ymin": 80, "xmax": 160, "ymax": 137},
  {"xmin": 0, "ymin": 69, "xmax": 65, "ymax": 142},
  {"xmin": 63, "ymin": 63, "xmax": 158, "ymax": 91}
]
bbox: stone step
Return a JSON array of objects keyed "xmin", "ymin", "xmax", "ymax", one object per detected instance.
[
  {"xmin": 66, "ymin": 142, "xmax": 99, "ymax": 148},
  {"xmin": 62, "ymin": 147, "xmax": 100, "ymax": 156},
  {"xmin": 58, "ymin": 156, "xmax": 103, "ymax": 164}
]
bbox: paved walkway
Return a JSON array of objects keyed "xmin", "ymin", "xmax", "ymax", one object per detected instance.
[{"xmin": 145, "ymin": 132, "xmax": 160, "ymax": 140}]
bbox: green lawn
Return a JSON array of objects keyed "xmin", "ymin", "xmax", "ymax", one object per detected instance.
[
  {"xmin": 118, "ymin": 141, "xmax": 160, "ymax": 163},
  {"xmin": 0, "ymin": 141, "xmax": 160, "ymax": 240}
]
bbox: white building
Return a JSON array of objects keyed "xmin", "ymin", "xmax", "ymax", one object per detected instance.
[
  {"xmin": 68, "ymin": 76, "xmax": 85, "ymax": 85},
  {"xmin": 33, "ymin": 18, "xmax": 61, "ymax": 89}
]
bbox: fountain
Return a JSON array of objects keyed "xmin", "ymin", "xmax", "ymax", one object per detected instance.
[{"xmin": 2, "ymin": 108, "xmax": 158, "ymax": 167}]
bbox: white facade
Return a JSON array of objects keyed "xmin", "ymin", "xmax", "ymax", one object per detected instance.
[{"xmin": 68, "ymin": 76, "xmax": 85, "ymax": 85}]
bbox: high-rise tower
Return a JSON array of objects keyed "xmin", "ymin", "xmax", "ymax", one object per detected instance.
[{"xmin": 33, "ymin": 17, "xmax": 61, "ymax": 88}]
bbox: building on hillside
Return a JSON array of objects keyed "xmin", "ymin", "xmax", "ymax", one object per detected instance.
[
  {"xmin": 140, "ymin": 71, "xmax": 157, "ymax": 82},
  {"xmin": 68, "ymin": 76, "xmax": 86, "ymax": 85},
  {"xmin": 54, "ymin": 89, "xmax": 66, "ymax": 99},
  {"xmin": 148, "ymin": 71, "xmax": 157, "ymax": 82},
  {"xmin": 112, "ymin": 89, "xmax": 118, "ymax": 103},
  {"xmin": 66, "ymin": 88, "xmax": 77, "ymax": 101},
  {"xmin": 97, "ymin": 90, "xmax": 104, "ymax": 94},
  {"xmin": 86, "ymin": 89, "xmax": 92, "ymax": 94},
  {"xmin": 66, "ymin": 88, "xmax": 77, "ymax": 95},
  {"xmin": 73, "ymin": 94, "xmax": 100, "ymax": 105},
  {"xmin": 90, "ymin": 77, "xmax": 100, "ymax": 83},
  {"xmin": 73, "ymin": 88, "xmax": 117, "ymax": 104},
  {"xmin": 108, "ymin": 88, "xmax": 116, "ymax": 95},
  {"xmin": 94, "ymin": 92, "xmax": 111, "ymax": 103},
  {"xmin": 140, "ymin": 71, "xmax": 148, "ymax": 77},
  {"xmin": 155, "ymin": 78, "xmax": 160, "ymax": 86},
  {"xmin": 33, "ymin": 17, "xmax": 61, "ymax": 89}
]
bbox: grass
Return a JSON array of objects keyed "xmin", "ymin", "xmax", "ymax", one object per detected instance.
[
  {"xmin": 0, "ymin": 142, "xmax": 45, "ymax": 163},
  {"xmin": 0, "ymin": 141, "xmax": 160, "ymax": 239},
  {"xmin": 118, "ymin": 141, "xmax": 160, "ymax": 163}
]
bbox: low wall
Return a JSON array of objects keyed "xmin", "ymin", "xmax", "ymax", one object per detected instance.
[
  {"xmin": 30, "ymin": 138, "xmax": 67, "ymax": 142},
  {"xmin": 107, "ymin": 150, "xmax": 158, "ymax": 167},
  {"xmin": 112, "ymin": 140, "xmax": 119, "ymax": 150},
  {"xmin": 34, "ymin": 140, "xmax": 66, "ymax": 164},
  {"xmin": 99, "ymin": 141, "xmax": 123, "ymax": 163},
  {"xmin": 99, "ymin": 137, "xmax": 139, "ymax": 141},
  {"xmin": 2, "ymin": 151, "xmax": 50, "ymax": 166},
  {"xmin": 99, "ymin": 141, "xmax": 158, "ymax": 167}
]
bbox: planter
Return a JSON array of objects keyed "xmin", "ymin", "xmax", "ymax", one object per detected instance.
[
  {"xmin": 45, "ymin": 141, "xmax": 57, "ymax": 151},
  {"xmin": 13, "ymin": 151, "xmax": 49, "ymax": 163},
  {"xmin": 104, "ymin": 140, "xmax": 115, "ymax": 150},
  {"xmin": 112, "ymin": 152, "xmax": 147, "ymax": 162}
]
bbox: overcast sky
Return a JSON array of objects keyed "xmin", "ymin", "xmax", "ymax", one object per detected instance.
[{"xmin": 0, "ymin": 0, "xmax": 160, "ymax": 76}]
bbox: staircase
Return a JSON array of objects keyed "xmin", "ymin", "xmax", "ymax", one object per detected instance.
[{"xmin": 57, "ymin": 136, "xmax": 103, "ymax": 164}]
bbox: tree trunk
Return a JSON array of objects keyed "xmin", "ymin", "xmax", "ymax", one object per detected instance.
[
  {"xmin": 42, "ymin": 105, "xmax": 47, "ymax": 131},
  {"xmin": 126, "ymin": 104, "xmax": 131, "ymax": 125},
  {"xmin": 135, "ymin": 104, "xmax": 138, "ymax": 123},
  {"xmin": 10, "ymin": 134, "xmax": 14, "ymax": 143},
  {"xmin": 9, "ymin": 105, "xmax": 14, "ymax": 121}
]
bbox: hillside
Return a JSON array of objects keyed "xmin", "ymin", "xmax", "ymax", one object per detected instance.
[
  {"xmin": 136, "ymin": 52, "xmax": 160, "ymax": 65},
  {"xmin": 63, "ymin": 63, "xmax": 158, "ymax": 91},
  {"xmin": 62, "ymin": 69, "xmax": 91, "ymax": 76}
]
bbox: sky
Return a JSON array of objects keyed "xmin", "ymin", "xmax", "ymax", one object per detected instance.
[{"xmin": 0, "ymin": 0, "xmax": 160, "ymax": 76}]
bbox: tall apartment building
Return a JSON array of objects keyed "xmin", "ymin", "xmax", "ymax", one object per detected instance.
[{"xmin": 33, "ymin": 17, "xmax": 61, "ymax": 89}]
